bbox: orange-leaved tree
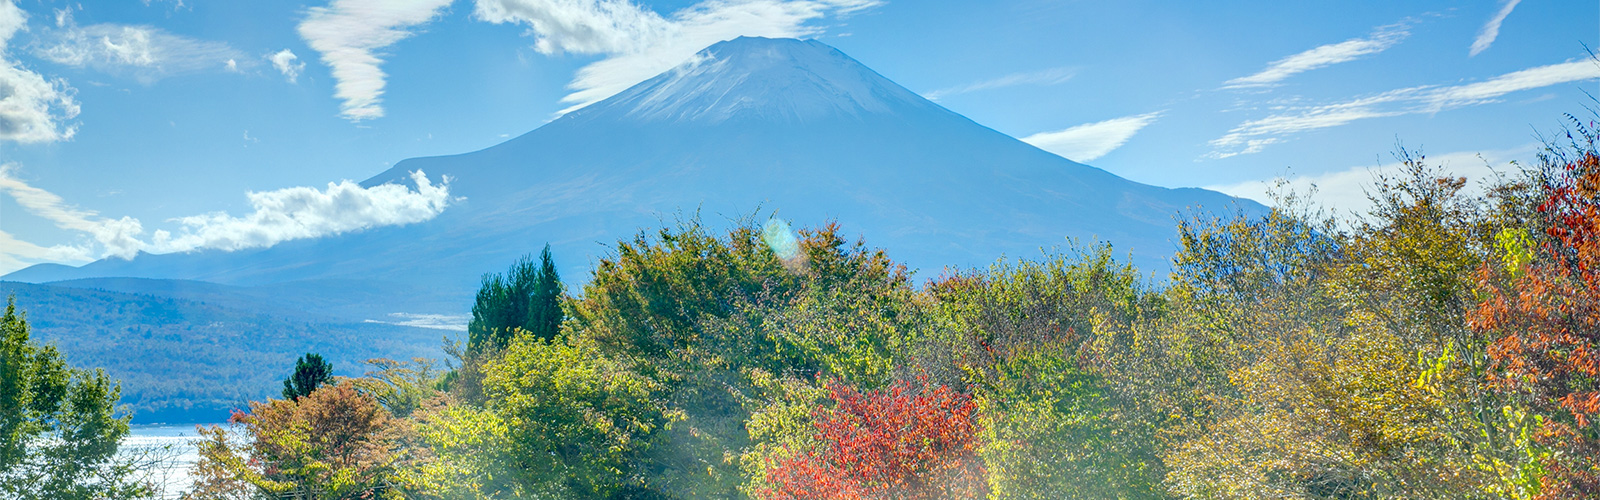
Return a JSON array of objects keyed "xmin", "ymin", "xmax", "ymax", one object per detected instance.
[
  {"xmin": 190, "ymin": 383, "xmax": 407, "ymax": 499},
  {"xmin": 758, "ymin": 378, "xmax": 985, "ymax": 500},
  {"xmin": 1470, "ymin": 129, "xmax": 1600, "ymax": 498}
]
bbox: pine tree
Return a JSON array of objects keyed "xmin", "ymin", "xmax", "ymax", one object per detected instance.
[{"xmin": 282, "ymin": 352, "xmax": 333, "ymax": 400}]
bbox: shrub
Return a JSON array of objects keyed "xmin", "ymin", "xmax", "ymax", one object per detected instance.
[{"xmin": 758, "ymin": 379, "xmax": 985, "ymax": 500}]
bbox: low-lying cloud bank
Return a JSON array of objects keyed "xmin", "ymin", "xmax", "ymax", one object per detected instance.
[
  {"xmin": 0, "ymin": 168, "xmax": 452, "ymax": 274},
  {"xmin": 156, "ymin": 170, "xmax": 451, "ymax": 252}
]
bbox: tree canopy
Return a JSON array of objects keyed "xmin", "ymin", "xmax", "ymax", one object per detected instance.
[
  {"xmin": 0, "ymin": 298, "xmax": 151, "ymax": 499},
  {"xmin": 179, "ymin": 114, "xmax": 1600, "ymax": 500}
]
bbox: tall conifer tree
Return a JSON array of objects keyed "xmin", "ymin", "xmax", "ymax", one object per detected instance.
[{"xmin": 468, "ymin": 244, "xmax": 564, "ymax": 355}]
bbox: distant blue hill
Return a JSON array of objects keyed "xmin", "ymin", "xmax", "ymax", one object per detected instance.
[{"xmin": 0, "ymin": 281, "xmax": 442, "ymax": 424}]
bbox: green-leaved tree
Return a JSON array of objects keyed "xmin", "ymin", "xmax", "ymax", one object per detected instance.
[{"xmin": 0, "ymin": 298, "xmax": 151, "ymax": 499}]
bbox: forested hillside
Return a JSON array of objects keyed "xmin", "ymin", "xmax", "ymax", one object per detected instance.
[{"xmin": 0, "ymin": 281, "xmax": 442, "ymax": 423}]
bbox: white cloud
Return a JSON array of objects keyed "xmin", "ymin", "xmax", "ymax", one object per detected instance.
[
  {"xmin": 473, "ymin": 0, "xmax": 670, "ymax": 55},
  {"xmin": 51, "ymin": 7, "xmax": 70, "ymax": 29},
  {"xmin": 1210, "ymin": 93, "xmax": 1409, "ymax": 159},
  {"xmin": 0, "ymin": 0, "xmax": 80, "ymax": 144},
  {"xmin": 1210, "ymin": 59, "xmax": 1600, "ymax": 158},
  {"xmin": 0, "ymin": 230, "xmax": 93, "ymax": 276},
  {"xmin": 0, "ymin": 164, "xmax": 145, "ymax": 259},
  {"xmin": 476, "ymin": 0, "xmax": 881, "ymax": 114},
  {"xmin": 1420, "ymin": 60, "xmax": 1597, "ymax": 110},
  {"xmin": 297, "ymin": 0, "xmax": 456, "ymax": 121},
  {"xmin": 268, "ymin": 48, "xmax": 304, "ymax": 83},
  {"xmin": 1206, "ymin": 145, "xmax": 1535, "ymax": 216},
  {"xmin": 0, "ymin": 1, "xmax": 22, "ymax": 47},
  {"xmin": 924, "ymin": 66, "xmax": 1074, "ymax": 101},
  {"xmin": 1224, "ymin": 22, "xmax": 1408, "ymax": 89},
  {"xmin": 153, "ymin": 170, "xmax": 453, "ymax": 253},
  {"xmin": 1020, "ymin": 112, "xmax": 1161, "ymax": 162},
  {"xmin": 35, "ymin": 22, "xmax": 244, "ymax": 82},
  {"xmin": 0, "ymin": 165, "xmax": 454, "ymax": 270},
  {"xmin": 140, "ymin": 0, "xmax": 189, "ymax": 11},
  {"xmin": 1470, "ymin": 0, "xmax": 1520, "ymax": 57},
  {"xmin": 296, "ymin": 0, "xmax": 876, "ymax": 120}
]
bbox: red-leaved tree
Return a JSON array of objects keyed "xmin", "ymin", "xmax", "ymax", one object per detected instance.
[
  {"xmin": 1470, "ymin": 141, "xmax": 1600, "ymax": 498},
  {"xmin": 759, "ymin": 378, "xmax": 986, "ymax": 500}
]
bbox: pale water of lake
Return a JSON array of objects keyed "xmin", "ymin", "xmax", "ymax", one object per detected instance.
[{"xmin": 123, "ymin": 424, "xmax": 220, "ymax": 499}]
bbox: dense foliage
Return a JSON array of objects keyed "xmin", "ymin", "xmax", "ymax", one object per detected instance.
[
  {"xmin": 179, "ymin": 117, "xmax": 1600, "ymax": 499},
  {"xmin": 759, "ymin": 379, "xmax": 985, "ymax": 500},
  {"xmin": 1470, "ymin": 128, "xmax": 1600, "ymax": 497},
  {"xmin": 0, "ymin": 298, "xmax": 155, "ymax": 499},
  {"xmin": 190, "ymin": 382, "xmax": 409, "ymax": 499}
]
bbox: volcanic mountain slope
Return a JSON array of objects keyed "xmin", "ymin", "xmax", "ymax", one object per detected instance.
[{"xmin": 8, "ymin": 37, "xmax": 1261, "ymax": 316}]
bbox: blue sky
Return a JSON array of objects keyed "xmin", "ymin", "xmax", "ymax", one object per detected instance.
[{"xmin": 0, "ymin": 0, "xmax": 1595, "ymax": 274}]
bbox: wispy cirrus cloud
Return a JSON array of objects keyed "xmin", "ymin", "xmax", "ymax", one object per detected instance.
[
  {"xmin": 1021, "ymin": 112, "xmax": 1161, "ymax": 163},
  {"xmin": 1210, "ymin": 59, "xmax": 1600, "ymax": 158},
  {"xmin": 0, "ymin": 0, "xmax": 80, "ymax": 144},
  {"xmin": 0, "ymin": 164, "xmax": 146, "ymax": 259},
  {"xmin": 297, "ymin": 0, "xmax": 878, "ymax": 120},
  {"xmin": 297, "ymin": 0, "xmax": 456, "ymax": 121},
  {"xmin": 139, "ymin": 0, "xmax": 189, "ymax": 12},
  {"xmin": 0, "ymin": 164, "xmax": 454, "ymax": 274},
  {"xmin": 1223, "ymin": 22, "xmax": 1409, "ymax": 89},
  {"xmin": 1470, "ymin": 0, "xmax": 1520, "ymax": 57},
  {"xmin": 34, "ymin": 8, "xmax": 244, "ymax": 83},
  {"xmin": 924, "ymin": 66, "xmax": 1074, "ymax": 101}
]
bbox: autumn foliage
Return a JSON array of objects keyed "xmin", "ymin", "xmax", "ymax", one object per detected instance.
[
  {"xmin": 190, "ymin": 383, "xmax": 407, "ymax": 498},
  {"xmin": 1471, "ymin": 140, "xmax": 1600, "ymax": 498},
  {"xmin": 176, "ymin": 115, "xmax": 1600, "ymax": 499},
  {"xmin": 759, "ymin": 379, "xmax": 986, "ymax": 500}
]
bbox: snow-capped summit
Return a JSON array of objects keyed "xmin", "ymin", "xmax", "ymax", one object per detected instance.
[{"xmin": 578, "ymin": 36, "xmax": 939, "ymax": 124}]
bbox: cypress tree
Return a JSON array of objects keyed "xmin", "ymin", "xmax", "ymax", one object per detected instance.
[
  {"xmin": 468, "ymin": 244, "xmax": 565, "ymax": 355},
  {"xmin": 528, "ymin": 244, "xmax": 564, "ymax": 342}
]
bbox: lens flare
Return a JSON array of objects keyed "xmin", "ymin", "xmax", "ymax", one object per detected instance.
[{"xmin": 762, "ymin": 218, "xmax": 806, "ymax": 272}]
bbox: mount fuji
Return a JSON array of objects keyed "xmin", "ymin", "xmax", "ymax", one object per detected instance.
[{"xmin": 8, "ymin": 36, "xmax": 1261, "ymax": 321}]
